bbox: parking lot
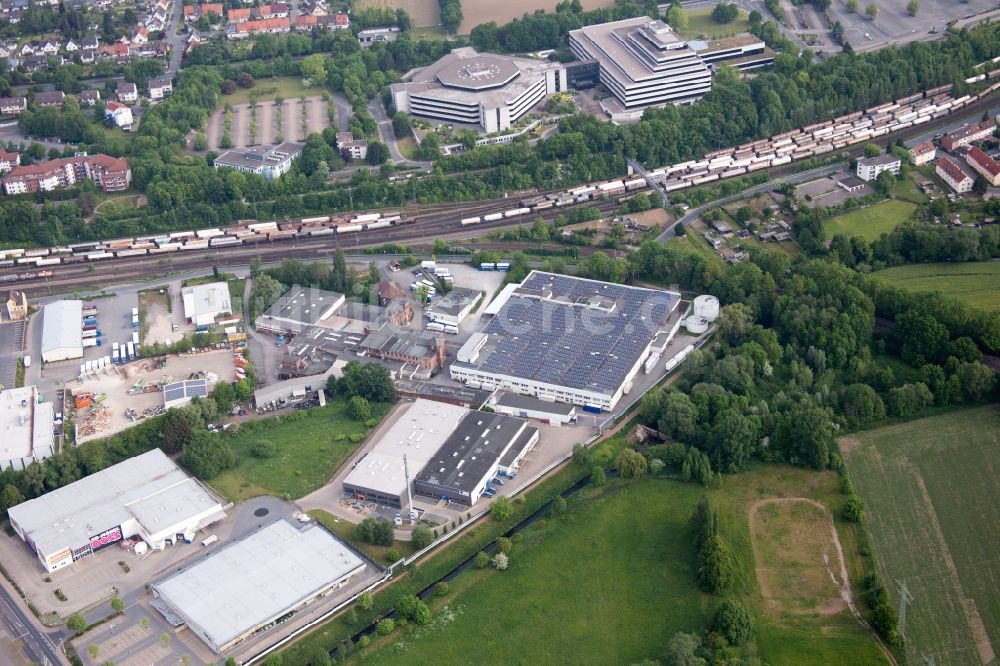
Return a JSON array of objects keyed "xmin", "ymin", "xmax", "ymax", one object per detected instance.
[
  {"xmin": 826, "ymin": 0, "xmax": 997, "ymax": 51},
  {"xmin": 0, "ymin": 319, "xmax": 24, "ymax": 389}
]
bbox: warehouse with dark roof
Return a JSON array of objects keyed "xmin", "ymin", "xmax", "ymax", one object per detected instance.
[
  {"xmin": 413, "ymin": 410, "xmax": 538, "ymax": 506},
  {"xmin": 451, "ymin": 271, "xmax": 683, "ymax": 411}
]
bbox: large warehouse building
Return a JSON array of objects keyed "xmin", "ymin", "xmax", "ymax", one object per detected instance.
[
  {"xmin": 391, "ymin": 47, "xmax": 567, "ymax": 132},
  {"xmin": 0, "ymin": 386, "xmax": 55, "ymax": 471},
  {"xmin": 343, "ymin": 399, "xmax": 540, "ymax": 508},
  {"xmin": 41, "ymin": 299, "xmax": 83, "ymax": 363},
  {"xmin": 7, "ymin": 449, "xmax": 226, "ymax": 573},
  {"xmin": 451, "ymin": 271, "xmax": 683, "ymax": 412},
  {"xmin": 413, "ymin": 410, "xmax": 538, "ymax": 506},
  {"xmin": 343, "ymin": 399, "xmax": 467, "ymax": 508},
  {"xmin": 153, "ymin": 519, "xmax": 366, "ymax": 653},
  {"xmin": 253, "ymin": 285, "xmax": 346, "ymax": 335}
]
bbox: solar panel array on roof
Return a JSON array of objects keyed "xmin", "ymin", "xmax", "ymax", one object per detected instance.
[
  {"xmin": 463, "ymin": 272, "xmax": 679, "ymax": 395},
  {"xmin": 163, "ymin": 379, "xmax": 208, "ymax": 403}
]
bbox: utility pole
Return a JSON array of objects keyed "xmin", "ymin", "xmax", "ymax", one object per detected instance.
[
  {"xmin": 896, "ymin": 579, "xmax": 914, "ymax": 637},
  {"xmin": 403, "ymin": 453, "xmax": 414, "ymax": 523}
]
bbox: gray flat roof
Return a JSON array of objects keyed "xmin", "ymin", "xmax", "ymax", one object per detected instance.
[
  {"xmin": 394, "ymin": 46, "xmax": 561, "ymax": 109},
  {"xmin": 495, "ymin": 392, "xmax": 577, "ymax": 416},
  {"xmin": 436, "ymin": 54, "xmax": 520, "ymax": 90},
  {"xmin": 260, "ymin": 285, "xmax": 344, "ymax": 327},
  {"xmin": 453, "ymin": 271, "xmax": 680, "ymax": 396},
  {"xmin": 41, "ymin": 300, "xmax": 82, "ymax": 355},
  {"xmin": 428, "ymin": 287, "xmax": 480, "ymax": 317},
  {"xmin": 858, "ymin": 154, "xmax": 900, "ymax": 167},
  {"xmin": 415, "ymin": 411, "xmax": 533, "ymax": 496},
  {"xmin": 215, "ymin": 141, "xmax": 302, "ymax": 170},
  {"xmin": 7, "ymin": 449, "xmax": 221, "ymax": 556},
  {"xmin": 154, "ymin": 520, "xmax": 365, "ymax": 651}
]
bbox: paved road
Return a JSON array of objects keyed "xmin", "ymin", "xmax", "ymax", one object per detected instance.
[
  {"xmin": 655, "ymin": 163, "xmax": 843, "ymax": 242},
  {"xmin": 367, "ymin": 98, "xmax": 434, "ymax": 168},
  {"xmin": 164, "ymin": 0, "xmax": 186, "ymax": 79},
  {"xmin": 0, "ymin": 576, "xmax": 67, "ymax": 666}
]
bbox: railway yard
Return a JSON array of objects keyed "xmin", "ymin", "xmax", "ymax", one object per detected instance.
[{"xmin": 3, "ymin": 78, "xmax": 1000, "ymax": 297}]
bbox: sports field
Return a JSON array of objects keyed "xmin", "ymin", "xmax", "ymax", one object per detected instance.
[
  {"xmin": 823, "ymin": 199, "xmax": 917, "ymax": 242},
  {"xmin": 841, "ymin": 406, "xmax": 1000, "ymax": 666},
  {"xmin": 873, "ymin": 262, "xmax": 1000, "ymax": 312},
  {"xmin": 355, "ymin": 469, "xmax": 886, "ymax": 665},
  {"xmin": 209, "ymin": 401, "xmax": 388, "ymax": 502}
]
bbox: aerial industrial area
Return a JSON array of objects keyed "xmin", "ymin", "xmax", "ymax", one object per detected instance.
[{"xmin": 0, "ymin": 0, "xmax": 998, "ymax": 664}]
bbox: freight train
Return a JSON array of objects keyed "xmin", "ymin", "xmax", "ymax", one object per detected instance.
[{"xmin": 4, "ymin": 75, "xmax": 1000, "ymax": 273}]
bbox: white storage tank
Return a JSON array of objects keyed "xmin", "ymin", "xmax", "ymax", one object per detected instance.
[
  {"xmin": 685, "ymin": 316, "xmax": 709, "ymax": 334},
  {"xmin": 692, "ymin": 295, "xmax": 720, "ymax": 322}
]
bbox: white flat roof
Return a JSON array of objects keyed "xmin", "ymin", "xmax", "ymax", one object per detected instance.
[
  {"xmin": 41, "ymin": 299, "xmax": 82, "ymax": 355},
  {"xmin": 154, "ymin": 520, "xmax": 365, "ymax": 651},
  {"xmin": 0, "ymin": 387, "xmax": 54, "ymax": 466},
  {"xmin": 342, "ymin": 398, "xmax": 467, "ymax": 498},
  {"xmin": 483, "ymin": 282, "xmax": 520, "ymax": 316},
  {"xmin": 181, "ymin": 282, "xmax": 232, "ymax": 318},
  {"xmin": 7, "ymin": 449, "xmax": 222, "ymax": 557}
]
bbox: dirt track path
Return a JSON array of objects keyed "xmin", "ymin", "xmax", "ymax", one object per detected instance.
[{"xmin": 748, "ymin": 497, "xmax": 899, "ymax": 666}]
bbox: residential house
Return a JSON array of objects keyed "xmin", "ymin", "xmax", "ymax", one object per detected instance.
[
  {"xmin": 131, "ymin": 26, "xmax": 149, "ymax": 44},
  {"xmin": 22, "ymin": 55, "xmax": 61, "ymax": 71},
  {"xmin": 19, "ymin": 42, "xmax": 34, "ymax": 56},
  {"xmin": 940, "ymin": 121, "xmax": 996, "ymax": 151},
  {"xmin": 100, "ymin": 43, "xmax": 131, "ymax": 62},
  {"xmin": 82, "ymin": 36, "xmax": 99, "ymax": 51},
  {"xmin": 2, "ymin": 153, "xmax": 130, "ymax": 195},
  {"xmin": 856, "ymin": 154, "xmax": 901, "ymax": 182},
  {"xmin": 33, "ymin": 91, "xmax": 65, "ymax": 107},
  {"xmin": 301, "ymin": 0, "xmax": 329, "ymax": 16},
  {"xmin": 228, "ymin": 16, "xmax": 290, "ymax": 38},
  {"xmin": 257, "ymin": 3, "xmax": 288, "ymax": 18},
  {"xmin": 336, "ymin": 132, "xmax": 367, "ymax": 160},
  {"xmin": 105, "ymin": 100, "xmax": 134, "ymax": 127},
  {"xmin": 0, "ymin": 149, "xmax": 19, "ymax": 173},
  {"xmin": 0, "ymin": 44, "xmax": 9, "ymax": 59},
  {"xmin": 965, "ymin": 146, "xmax": 1000, "ymax": 186},
  {"xmin": 117, "ymin": 81, "xmax": 138, "ymax": 103},
  {"xmin": 79, "ymin": 48, "xmax": 95, "ymax": 63},
  {"xmin": 64, "ymin": 39, "xmax": 79, "ymax": 52},
  {"xmin": 78, "ymin": 89, "xmax": 101, "ymax": 106},
  {"xmin": 910, "ymin": 141, "xmax": 936, "ymax": 166},
  {"xmin": 5, "ymin": 290, "xmax": 27, "ymax": 320},
  {"xmin": 0, "ymin": 96, "xmax": 27, "ymax": 115},
  {"xmin": 936, "ymin": 157, "xmax": 974, "ymax": 194},
  {"xmin": 148, "ymin": 76, "xmax": 172, "ymax": 100},
  {"xmin": 227, "ymin": 7, "xmax": 252, "ymax": 22},
  {"xmin": 39, "ymin": 40, "xmax": 58, "ymax": 55}
]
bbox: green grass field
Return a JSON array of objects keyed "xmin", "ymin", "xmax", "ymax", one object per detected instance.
[
  {"xmin": 354, "ymin": 468, "xmax": 886, "ymax": 665},
  {"xmin": 873, "ymin": 262, "xmax": 1000, "ymax": 312},
  {"xmin": 209, "ymin": 401, "xmax": 388, "ymax": 502},
  {"xmin": 219, "ymin": 77, "xmax": 319, "ymax": 107},
  {"xmin": 823, "ymin": 199, "xmax": 917, "ymax": 242},
  {"xmin": 358, "ymin": 480, "xmax": 708, "ymax": 665},
  {"xmin": 679, "ymin": 7, "xmax": 750, "ymax": 39},
  {"xmin": 841, "ymin": 406, "xmax": 1000, "ymax": 666}
]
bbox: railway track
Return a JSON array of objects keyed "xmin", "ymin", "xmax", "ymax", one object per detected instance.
[
  {"xmin": 5, "ymin": 89, "xmax": 998, "ymax": 296},
  {"xmin": 10, "ymin": 200, "xmax": 622, "ymax": 294}
]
